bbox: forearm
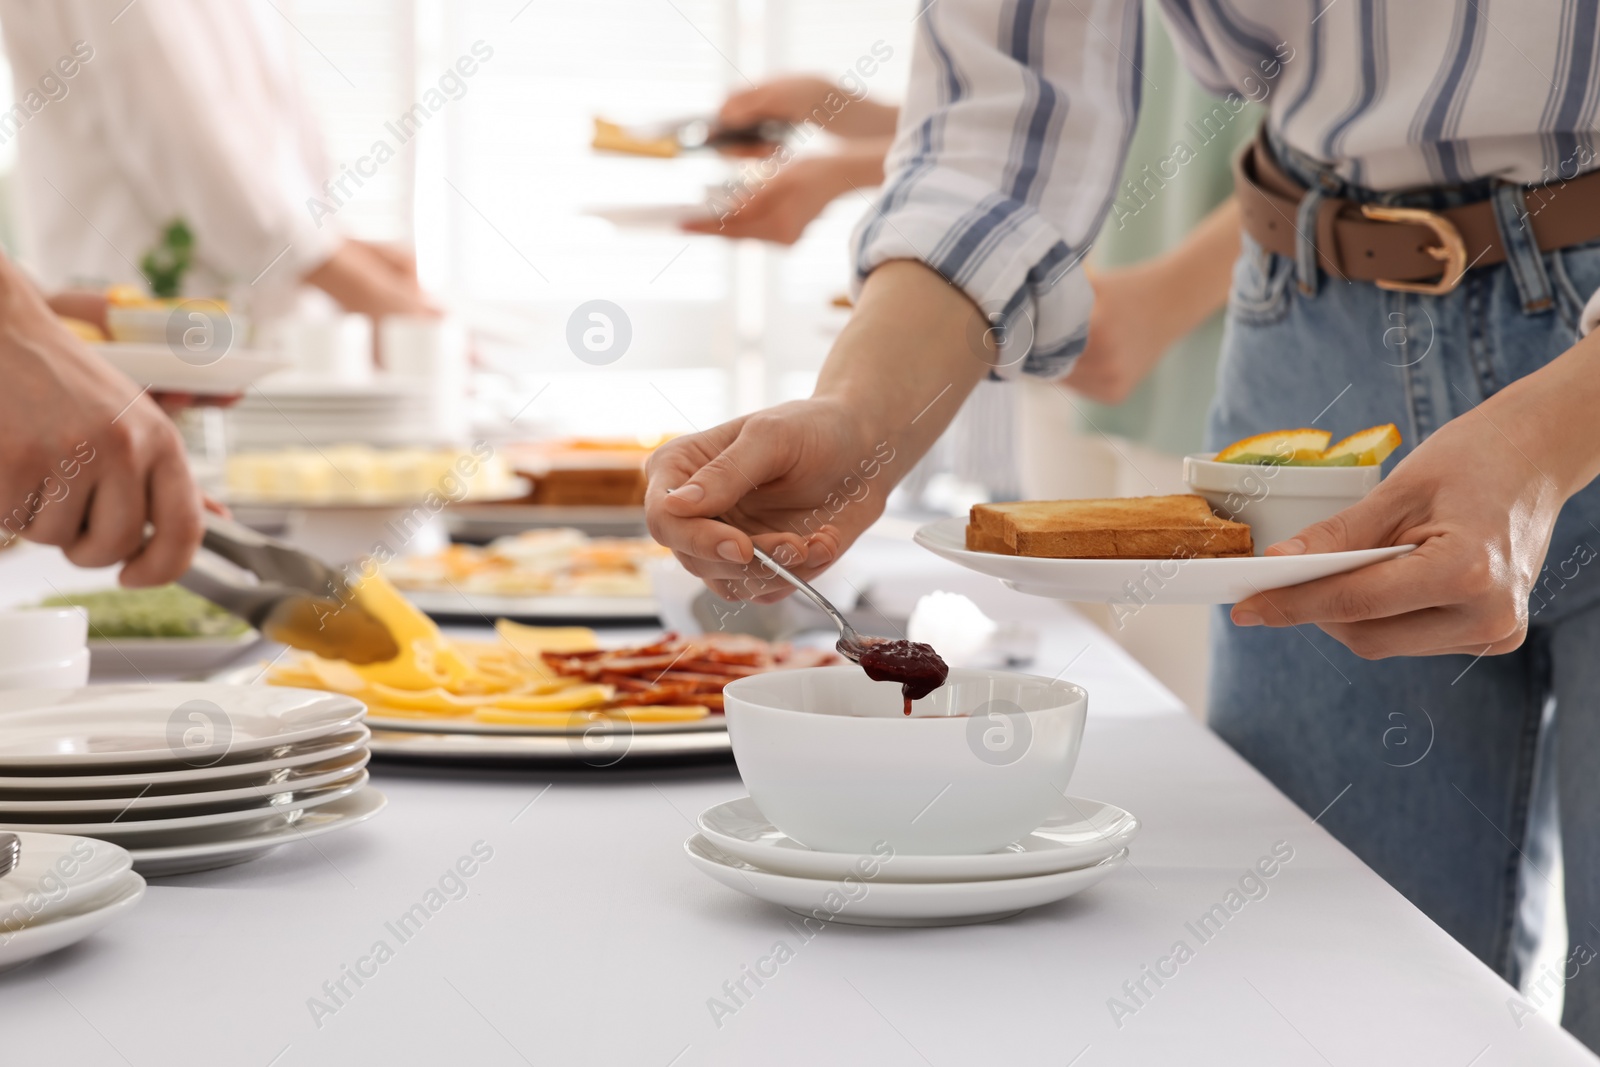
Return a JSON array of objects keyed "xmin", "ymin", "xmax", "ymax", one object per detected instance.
[
  {"xmin": 303, "ymin": 240, "xmax": 434, "ymax": 320},
  {"xmin": 1491, "ymin": 328, "xmax": 1600, "ymax": 498},
  {"xmin": 1138, "ymin": 196, "xmax": 1241, "ymax": 339},
  {"xmin": 827, "ymin": 99, "xmax": 899, "ymax": 140},
  {"xmin": 813, "ymin": 260, "xmax": 990, "ymax": 479}
]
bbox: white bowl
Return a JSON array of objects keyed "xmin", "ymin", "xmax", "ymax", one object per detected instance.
[
  {"xmin": 723, "ymin": 666, "xmax": 1088, "ymax": 856},
  {"xmin": 0, "ymin": 649, "xmax": 90, "ymax": 690},
  {"xmin": 1183, "ymin": 453, "xmax": 1381, "ymax": 554},
  {"xmin": 0, "ymin": 608, "xmax": 88, "ymax": 671}
]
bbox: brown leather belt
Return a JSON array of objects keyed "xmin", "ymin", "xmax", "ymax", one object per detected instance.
[{"xmin": 1234, "ymin": 127, "xmax": 1600, "ymax": 295}]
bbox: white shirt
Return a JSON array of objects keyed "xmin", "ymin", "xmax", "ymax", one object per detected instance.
[
  {"xmin": 854, "ymin": 1, "xmax": 1600, "ymax": 376},
  {"xmin": 0, "ymin": 0, "xmax": 341, "ymax": 319}
]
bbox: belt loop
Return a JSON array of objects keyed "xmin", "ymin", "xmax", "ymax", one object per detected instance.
[
  {"xmin": 1295, "ymin": 188, "xmax": 1324, "ymax": 296},
  {"xmin": 1491, "ymin": 183, "xmax": 1554, "ymax": 315}
]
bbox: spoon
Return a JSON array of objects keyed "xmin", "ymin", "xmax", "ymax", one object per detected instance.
[
  {"xmin": 0, "ymin": 832, "xmax": 18, "ymax": 882},
  {"xmin": 748, "ymin": 545, "xmax": 872, "ymax": 661},
  {"xmin": 745, "ymin": 545, "xmax": 950, "ymax": 709}
]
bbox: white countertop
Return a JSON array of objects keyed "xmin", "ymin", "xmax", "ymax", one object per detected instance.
[{"xmin": 0, "ymin": 536, "xmax": 1592, "ymax": 1066}]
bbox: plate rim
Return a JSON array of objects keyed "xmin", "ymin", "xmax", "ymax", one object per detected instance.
[
  {"xmin": 696, "ymin": 794, "xmax": 1138, "ymax": 881},
  {"xmin": 124, "ymin": 787, "xmax": 387, "ymax": 863}
]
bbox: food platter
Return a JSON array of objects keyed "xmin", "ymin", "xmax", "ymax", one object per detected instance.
[{"xmin": 400, "ymin": 589, "xmax": 659, "ymax": 623}]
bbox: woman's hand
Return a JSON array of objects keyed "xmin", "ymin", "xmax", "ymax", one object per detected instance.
[
  {"xmin": 645, "ymin": 398, "xmax": 878, "ymax": 600},
  {"xmin": 645, "ymin": 260, "xmax": 990, "ymax": 601},
  {"xmin": 1062, "ymin": 264, "xmax": 1181, "ymax": 404},
  {"xmin": 1229, "ymin": 341, "xmax": 1600, "ymax": 657},
  {"xmin": 717, "ymin": 75, "xmax": 899, "ymax": 145}
]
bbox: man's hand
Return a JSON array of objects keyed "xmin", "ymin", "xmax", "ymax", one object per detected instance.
[
  {"xmin": 1, "ymin": 261, "xmax": 203, "ymax": 586},
  {"xmin": 1229, "ymin": 341, "xmax": 1600, "ymax": 657},
  {"xmin": 684, "ymin": 149, "xmax": 885, "ymax": 245}
]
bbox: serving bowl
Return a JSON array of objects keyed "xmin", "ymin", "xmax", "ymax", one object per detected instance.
[
  {"xmin": 1183, "ymin": 453, "xmax": 1381, "ymax": 553},
  {"xmin": 723, "ymin": 666, "xmax": 1087, "ymax": 856}
]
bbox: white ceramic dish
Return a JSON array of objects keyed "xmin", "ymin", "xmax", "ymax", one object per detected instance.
[
  {"xmin": 401, "ymin": 588, "xmax": 659, "ymax": 623},
  {"xmin": 0, "ymin": 684, "xmax": 365, "ymax": 769},
  {"xmin": 0, "ymin": 751, "xmax": 370, "ymax": 814},
  {"xmin": 724, "ymin": 667, "xmax": 1088, "ymax": 856},
  {"xmin": 697, "ymin": 795, "xmax": 1138, "ymax": 883},
  {"xmin": 0, "ymin": 771, "xmax": 368, "ymax": 840},
  {"xmin": 365, "ymin": 727, "xmax": 731, "ymax": 764},
  {"xmin": 88, "ymin": 632, "xmax": 261, "ymax": 679},
  {"xmin": 914, "ymin": 516, "xmax": 1414, "ymax": 605},
  {"xmin": 685, "ymin": 834, "xmax": 1126, "ymax": 927},
  {"xmin": 1183, "ymin": 452, "xmax": 1383, "ymax": 553},
  {"xmin": 0, "ymin": 650, "xmax": 90, "ymax": 691},
  {"xmin": 0, "ymin": 727, "xmax": 369, "ymax": 791},
  {"xmin": 127, "ymin": 788, "xmax": 386, "ymax": 877},
  {"xmin": 0, "ymin": 834, "xmax": 133, "ymax": 929},
  {"xmin": 582, "ymin": 203, "xmax": 716, "ymax": 229},
  {"xmin": 0, "ymin": 609, "xmax": 88, "ymax": 670},
  {"xmin": 0, "ymin": 870, "xmax": 146, "ymax": 974},
  {"xmin": 94, "ymin": 343, "xmax": 286, "ymax": 396}
]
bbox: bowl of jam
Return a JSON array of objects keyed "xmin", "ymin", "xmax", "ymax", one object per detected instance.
[{"xmin": 722, "ymin": 666, "xmax": 1087, "ymax": 856}]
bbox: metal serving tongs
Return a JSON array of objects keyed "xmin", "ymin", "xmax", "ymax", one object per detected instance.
[
  {"xmin": 177, "ymin": 513, "xmax": 399, "ymax": 665},
  {"xmin": 628, "ymin": 115, "xmax": 793, "ymax": 152}
]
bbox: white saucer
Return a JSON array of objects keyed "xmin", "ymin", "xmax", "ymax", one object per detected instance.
[
  {"xmin": 0, "ymin": 834, "xmax": 133, "ymax": 930},
  {"xmin": 685, "ymin": 834, "xmax": 1127, "ymax": 927},
  {"xmin": 0, "ymin": 771, "xmax": 368, "ymax": 840},
  {"xmin": 914, "ymin": 516, "xmax": 1414, "ymax": 605},
  {"xmin": 93, "ymin": 343, "xmax": 289, "ymax": 396},
  {"xmin": 697, "ymin": 796, "xmax": 1138, "ymax": 883},
  {"xmin": 0, "ymin": 685, "xmax": 365, "ymax": 769},
  {"xmin": 0, "ymin": 751, "xmax": 369, "ymax": 814},
  {"xmin": 0, "ymin": 871, "xmax": 146, "ymax": 974},
  {"xmin": 0, "ymin": 728, "xmax": 370, "ymax": 791},
  {"xmin": 127, "ymin": 787, "xmax": 386, "ymax": 876}
]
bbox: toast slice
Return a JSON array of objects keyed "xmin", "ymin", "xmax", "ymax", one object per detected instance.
[{"xmin": 968, "ymin": 495, "xmax": 1252, "ymax": 559}]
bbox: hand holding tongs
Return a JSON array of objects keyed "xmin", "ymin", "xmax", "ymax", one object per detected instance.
[{"xmin": 177, "ymin": 513, "xmax": 399, "ymax": 665}]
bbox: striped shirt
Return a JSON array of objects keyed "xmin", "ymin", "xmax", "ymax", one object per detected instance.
[{"xmin": 853, "ymin": 0, "xmax": 1600, "ymax": 377}]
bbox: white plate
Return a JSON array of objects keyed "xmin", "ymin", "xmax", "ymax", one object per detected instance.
[
  {"xmin": 0, "ymin": 751, "xmax": 369, "ymax": 814},
  {"xmin": 583, "ymin": 203, "xmax": 715, "ymax": 229},
  {"xmin": 697, "ymin": 796, "xmax": 1138, "ymax": 883},
  {"xmin": 685, "ymin": 834, "xmax": 1127, "ymax": 927},
  {"xmin": 0, "ymin": 871, "xmax": 146, "ymax": 974},
  {"xmin": 0, "ymin": 684, "xmax": 365, "ymax": 769},
  {"xmin": 0, "ymin": 834, "xmax": 133, "ymax": 929},
  {"xmin": 369, "ymin": 727, "xmax": 730, "ymax": 765},
  {"xmin": 401, "ymin": 588, "xmax": 659, "ymax": 622},
  {"xmin": 88, "ymin": 632, "xmax": 262, "ymax": 680},
  {"xmin": 0, "ymin": 728, "xmax": 369, "ymax": 791},
  {"xmin": 94, "ymin": 344, "xmax": 289, "ymax": 396},
  {"xmin": 128, "ymin": 788, "xmax": 386, "ymax": 877},
  {"xmin": 0, "ymin": 771, "xmax": 368, "ymax": 840},
  {"xmin": 914, "ymin": 517, "xmax": 1416, "ymax": 605},
  {"xmin": 362, "ymin": 711, "xmax": 722, "ymax": 736}
]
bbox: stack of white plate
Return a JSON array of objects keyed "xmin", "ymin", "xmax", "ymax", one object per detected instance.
[
  {"xmin": 227, "ymin": 379, "xmax": 441, "ymax": 449},
  {"xmin": 0, "ymin": 833, "xmax": 145, "ymax": 973},
  {"xmin": 687, "ymin": 795, "xmax": 1139, "ymax": 926},
  {"xmin": 0, "ymin": 685, "xmax": 386, "ymax": 877}
]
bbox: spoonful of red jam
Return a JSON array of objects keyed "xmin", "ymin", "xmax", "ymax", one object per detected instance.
[{"xmin": 746, "ymin": 544, "xmax": 949, "ymax": 714}]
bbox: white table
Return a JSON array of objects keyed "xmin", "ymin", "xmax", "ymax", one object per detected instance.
[{"xmin": 0, "ymin": 538, "xmax": 1593, "ymax": 1066}]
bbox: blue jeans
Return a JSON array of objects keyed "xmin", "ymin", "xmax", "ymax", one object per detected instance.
[{"xmin": 1207, "ymin": 138, "xmax": 1600, "ymax": 1048}]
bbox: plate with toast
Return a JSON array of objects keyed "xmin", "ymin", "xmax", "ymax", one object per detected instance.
[{"xmin": 915, "ymin": 495, "xmax": 1414, "ymax": 605}]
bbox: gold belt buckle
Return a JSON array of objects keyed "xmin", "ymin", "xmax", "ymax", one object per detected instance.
[{"xmin": 1359, "ymin": 204, "xmax": 1469, "ymax": 295}]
